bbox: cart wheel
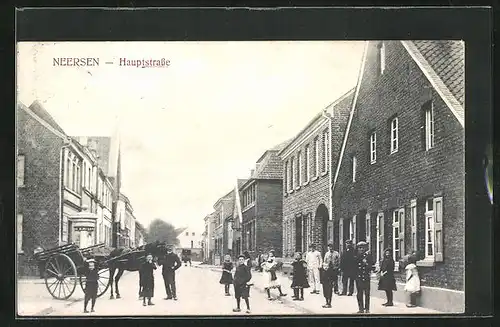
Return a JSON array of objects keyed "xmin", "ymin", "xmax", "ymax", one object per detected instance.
[
  {"xmin": 44, "ymin": 253, "xmax": 77, "ymax": 300},
  {"xmin": 79, "ymin": 268, "xmax": 111, "ymax": 298}
]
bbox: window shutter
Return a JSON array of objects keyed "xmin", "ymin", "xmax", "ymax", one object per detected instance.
[
  {"xmin": 410, "ymin": 200, "xmax": 417, "ymax": 253},
  {"xmin": 399, "ymin": 208, "xmax": 405, "ymax": 256},
  {"xmin": 352, "ymin": 215, "xmax": 357, "ymax": 244},
  {"xmin": 339, "ymin": 219, "xmax": 344, "ymax": 253},
  {"xmin": 17, "ymin": 214, "xmax": 23, "ymax": 253},
  {"xmin": 433, "ymin": 197, "xmax": 444, "ymax": 262}
]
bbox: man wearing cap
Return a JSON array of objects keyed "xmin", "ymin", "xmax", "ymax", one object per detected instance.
[
  {"xmin": 160, "ymin": 245, "xmax": 182, "ymax": 300},
  {"xmin": 321, "ymin": 243, "xmax": 340, "ymax": 308},
  {"xmin": 305, "ymin": 244, "xmax": 322, "ymax": 294},
  {"xmin": 354, "ymin": 241, "xmax": 374, "ymax": 314},
  {"xmin": 340, "ymin": 239, "xmax": 356, "ymax": 296}
]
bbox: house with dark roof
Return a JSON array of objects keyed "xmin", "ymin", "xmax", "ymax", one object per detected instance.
[
  {"xmin": 279, "ymin": 88, "xmax": 354, "ymax": 260},
  {"xmin": 331, "ymin": 41, "xmax": 464, "ymax": 312},
  {"xmin": 235, "ymin": 142, "xmax": 289, "ymax": 258}
]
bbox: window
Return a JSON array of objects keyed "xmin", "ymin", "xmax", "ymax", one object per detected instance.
[
  {"xmin": 17, "ymin": 214, "xmax": 23, "ymax": 253},
  {"xmin": 410, "ymin": 200, "xmax": 417, "ymax": 252},
  {"xmin": 290, "ymin": 157, "xmax": 295, "ymax": 190},
  {"xmin": 243, "ymin": 184, "xmax": 256, "ymax": 208},
  {"xmin": 365, "ymin": 213, "xmax": 371, "ymax": 249},
  {"xmin": 370, "ymin": 132, "xmax": 377, "ymax": 164},
  {"xmin": 87, "ymin": 167, "xmax": 91, "ymax": 188},
  {"xmin": 186, "ymin": 232, "xmax": 189, "ymax": 236},
  {"xmin": 284, "ymin": 161, "xmax": 288, "ymax": 193},
  {"xmin": 314, "ymin": 137, "xmax": 320, "ymax": 177},
  {"xmin": 349, "ymin": 215, "xmax": 356, "ymax": 244},
  {"xmin": 424, "ymin": 101, "xmax": 435, "ymax": 150},
  {"xmin": 323, "ymin": 130, "xmax": 329, "ymax": 173},
  {"xmin": 390, "ymin": 117, "xmax": 399, "ymax": 153},
  {"xmin": 297, "ymin": 151, "xmax": 302, "ymax": 187},
  {"xmin": 352, "ymin": 156, "xmax": 357, "ymax": 183},
  {"xmin": 379, "ymin": 42, "xmax": 386, "ymax": 75},
  {"xmin": 17, "ymin": 155, "xmax": 25, "ymax": 187},
  {"xmin": 305, "ymin": 145, "xmax": 310, "ymax": 183},
  {"xmin": 425, "ymin": 197, "xmax": 444, "ymax": 262},
  {"xmin": 191, "ymin": 240, "xmax": 194, "ymax": 248},
  {"xmin": 192, "ymin": 232, "xmax": 195, "ymax": 236},
  {"xmin": 339, "ymin": 219, "xmax": 344, "ymax": 253},
  {"xmin": 376, "ymin": 213, "xmax": 384, "ymax": 263},
  {"xmin": 392, "ymin": 208, "xmax": 405, "ymax": 262}
]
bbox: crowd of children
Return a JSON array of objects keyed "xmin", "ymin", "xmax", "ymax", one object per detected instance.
[{"xmin": 218, "ymin": 242, "xmax": 422, "ymax": 314}]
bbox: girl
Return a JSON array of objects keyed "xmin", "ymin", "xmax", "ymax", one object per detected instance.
[
  {"xmin": 261, "ymin": 250, "xmax": 287, "ymax": 300},
  {"xmin": 233, "ymin": 254, "xmax": 252, "ymax": 313},
  {"xmin": 291, "ymin": 252, "xmax": 309, "ymax": 301},
  {"xmin": 220, "ymin": 254, "xmax": 234, "ymax": 296},
  {"xmin": 404, "ymin": 253, "xmax": 421, "ymax": 308},
  {"xmin": 378, "ymin": 248, "xmax": 397, "ymax": 306},
  {"xmin": 83, "ymin": 258, "xmax": 99, "ymax": 313},
  {"xmin": 140, "ymin": 253, "xmax": 157, "ymax": 306}
]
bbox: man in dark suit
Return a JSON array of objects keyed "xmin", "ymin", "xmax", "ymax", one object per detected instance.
[
  {"xmin": 354, "ymin": 241, "xmax": 374, "ymax": 314},
  {"xmin": 161, "ymin": 245, "xmax": 182, "ymax": 300},
  {"xmin": 340, "ymin": 239, "xmax": 356, "ymax": 296}
]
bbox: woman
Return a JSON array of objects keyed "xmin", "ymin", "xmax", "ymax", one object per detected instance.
[
  {"xmin": 291, "ymin": 252, "xmax": 309, "ymax": 301},
  {"xmin": 140, "ymin": 253, "xmax": 157, "ymax": 306},
  {"xmin": 219, "ymin": 254, "xmax": 234, "ymax": 296},
  {"xmin": 261, "ymin": 250, "xmax": 287, "ymax": 300},
  {"xmin": 378, "ymin": 248, "xmax": 397, "ymax": 306}
]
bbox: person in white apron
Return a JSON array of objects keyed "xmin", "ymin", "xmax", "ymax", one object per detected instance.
[{"xmin": 261, "ymin": 250, "xmax": 287, "ymax": 300}]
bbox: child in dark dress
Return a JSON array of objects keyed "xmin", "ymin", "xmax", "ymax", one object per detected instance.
[
  {"xmin": 83, "ymin": 259, "xmax": 99, "ymax": 313},
  {"xmin": 219, "ymin": 254, "xmax": 234, "ymax": 296},
  {"xmin": 233, "ymin": 254, "xmax": 252, "ymax": 314},
  {"xmin": 140, "ymin": 253, "xmax": 157, "ymax": 306},
  {"xmin": 291, "ymin": 252, "xmax": 309, "ymax": 301},
  {"xmin": 378, "ymin": 248, "xmax": 397, "ymax": 306}
]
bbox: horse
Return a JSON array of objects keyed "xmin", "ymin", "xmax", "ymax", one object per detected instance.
[{"xmin": 108, "ymin": 241, "xmax": 166, "ymax": 299}]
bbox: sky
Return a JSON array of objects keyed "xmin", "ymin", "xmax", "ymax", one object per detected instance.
[{"xmin": 17, "ymin": 41, "xmax": 364, "ymax": 232}]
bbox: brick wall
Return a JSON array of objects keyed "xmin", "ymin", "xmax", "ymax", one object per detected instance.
[
  {"xmin": 255, "ymin": 180, "xmax": 283, "ymax": 257},
  {"xmin": 17, "ymin": 106, "xmax": 63, "ymax": 276},
  {"xmin": 332, "ymin": 41, "xmax": 464, "ymax": 291},
  {"xmin": 282, "ymin": 92, "xmax": 353, "ymax": 258}
]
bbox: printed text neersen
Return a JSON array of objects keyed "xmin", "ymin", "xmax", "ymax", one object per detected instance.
[{"xmin": 53, "ymin": 58, "xmax": 100, "ymax": 66}]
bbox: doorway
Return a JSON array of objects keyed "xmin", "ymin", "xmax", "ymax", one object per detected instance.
[{"xmin": 314, "ymin": 204, "xmax": 329, "ymax": 255}]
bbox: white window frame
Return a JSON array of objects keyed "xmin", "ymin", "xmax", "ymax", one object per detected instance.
[
  {"xmin": 352, "ymin": 156, "xmax": 357, "ymax": 183},
  {"xmin": 365, "ymin": 213, "xmax": 371, "ymax": 250},
  {"xmin": 290, "ymin": 156, "xmax": 296, "ymax": 191},
  {"xmin": 425, "ymin": 198, "xmax": 434, "ymax": 259},
  {"xmin": 370, "ymin": 132, "xmax": 377, "ymax": 164},
  {"xmin": 297, "ymin": 150, "xmax": 302, "ymax": 187},
  {"xmin": 17, "ymin": 213, "xmax": 23, "ymax": 253},
  {"xmin": 339, "ymin": 218, "xmax": 344, "ymax": 253},
  {"xmin": 376, "ymin": 212, "xmax": 384, "ymax": 265},
  {"xmin": 315, "ymin": 137, "xmax": 320, "ymax": 177},
  {"xmin": 380, "ymin": 42, "xmax": 386, "ymax": 75},
  {"xmin": 433, "ymin": 197, "xmax": 444, "ymax": 262},
  {"xmin": 284, "ymin": 161, "xmax": 288, "ymax": 193},
  {"xmin": 425, "ymin": 101, "xmax": 435, "ymax": 150},
  {"xmin": 392, "ymin": 208, "xmax": 405, "ymax": 264},
  {"xmin": 350, "ymin": 215, "xmax": 356, "ymax": 244},
  {"xmin": 305, "ymin": 145, "xmax": 310, "ymax": 183},
  {"xmin": 390, "ymin": 117, "xmax": 399, "ymax": 154},
  {"xmin": 17, "ymin": 155, "xmax": 25, "ymax": 187},
  {"xmin": 323, "ymin": 130, "xmax": 329, "ymax": 173},
  {"xmin": 410, "ymin": 200, "xmax": 417, "ymax": 253}
]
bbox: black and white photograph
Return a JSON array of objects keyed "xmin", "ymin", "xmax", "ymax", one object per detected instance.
[{"xmin": 15, "ymin": 37, "xmax": 469, "ymax": 317}]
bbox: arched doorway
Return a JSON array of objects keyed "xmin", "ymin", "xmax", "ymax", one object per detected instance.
[{"xmin": 314, "ymin": 204, "xmax": 329, "ymax": 255}]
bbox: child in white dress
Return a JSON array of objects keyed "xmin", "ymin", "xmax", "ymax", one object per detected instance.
[
  {"xmin": 404, "ymin": 254, "xmax": 421, "ymax": 308},
  {"xmin": 260, "ymin": 250, "xmax": 287, "ymax": 300}
]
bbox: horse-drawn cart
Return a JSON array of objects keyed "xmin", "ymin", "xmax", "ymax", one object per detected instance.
[{"xmin": 31, "ymin": 243, "xmax": 113, "ymax": 300}]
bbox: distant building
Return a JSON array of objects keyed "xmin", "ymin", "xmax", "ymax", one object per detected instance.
[
  {"xmin": 176, "ymin": 226, "xmax": 203, "ymax": 262},
  {"xmin": 212, "ymin": 190, "xmax": 235, "ymax": 265},
  {"xmin": 135, "ymin": 221, "xmax": 146, "ymax": 247}
]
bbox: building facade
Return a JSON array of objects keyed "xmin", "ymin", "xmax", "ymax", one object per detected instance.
[
  {"xmin": 177, "ymin": 226, "xmax": 204, "ymax": 262},
  {"xmin": 331, "ymin": 41, "xmax": 464, "ymax": 312},
  {"xmin": 239, "ymin": 146, "xmax": 286, "ymax": 258},
  {"xmin": 135, "ymin": 221, "xmax": 146, "ymax": 247},
  {"xmin": 279, "ymin": 89, "xmax": 354, "ymax": 259},
  {"xmin": 212, "ymin": 191, "xmax": 235, "ymax": 265}
]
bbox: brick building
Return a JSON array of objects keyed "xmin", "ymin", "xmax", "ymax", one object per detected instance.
[
  {"xmin": 238, "ymin": 144, "xmax": 288, "ymax": 258},
  {"xmin": 212, "ymin": 190, "xmax": 235, "ymax": 265},
  {"xmin": 331, "ymin": 41, "xmax": 464, "ymax": 312},
  {"xmin": 279, "ymin": 89, "xmax": 354, "ymax": 260}
]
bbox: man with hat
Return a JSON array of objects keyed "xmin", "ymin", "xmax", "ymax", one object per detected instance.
[
  {"xmin": 160, "ymin": 244, "xmax": 182, "ymax": 300},
  {"xmin": 354, "ymin": 241, "xmax": 373, "ymax": 314},
  {"xmin": 321, "ymin": 243, "xmax": 340, "ymax": 308},
  {"xmin": 83, "ymin": 258, "xmax": 99, "ymax": 313},
  {"xmin": 305, "ymin": 243, "xmax": 322, "ymax": 294},
  {"xmin": 340, "ymin": 239, "xmax": 356, "ymax": 296}
]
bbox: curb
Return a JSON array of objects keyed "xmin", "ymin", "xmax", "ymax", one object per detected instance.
[{"xmin": 194, "ymin": 265, "xmax": 314, "ymax": 314}]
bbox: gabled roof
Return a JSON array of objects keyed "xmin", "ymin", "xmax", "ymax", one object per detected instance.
[
  {"xmin": 401, "ymin": 40, "xmax": 464, "ymax": 127},
  {"xmin": 29, "ymin": 100, "xmax": 66, "ymax": 135},
  {"xmin": 253, "ymin": 150, "xmax": 283, "ymax": 180}
]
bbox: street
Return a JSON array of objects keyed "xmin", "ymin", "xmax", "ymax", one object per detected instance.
[{"xmin": 18, "ymin": 262, "xmax": 441, "ymax": 316}]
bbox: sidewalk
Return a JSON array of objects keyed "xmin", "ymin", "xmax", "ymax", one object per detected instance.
[{"xmin": 194, "ymin": 264, "xmax": 442, "ymax": 315}]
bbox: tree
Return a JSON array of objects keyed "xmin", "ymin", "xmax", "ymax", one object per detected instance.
[{"xmin": 145, "ymin": 219, "xmax": 181, "ymax": 245}]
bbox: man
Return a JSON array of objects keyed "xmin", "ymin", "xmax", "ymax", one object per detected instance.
[
  {"xmin": 340, "ymin": 239, "xmax": 356, "ymax": 296},
  {"xmin": 321, "ymin": 243, "xmax": 340, "ymax": 308},
  {"xmin": 161, "ymin": 245, "xmax": 182, "ymax": 300},
  {"xmin": 354, "ymin": 241, "xmax": 373, "ymax": 314},
  {"xmin": 305, "ymin": 244, "xmax": 322, "ymax": 294}
]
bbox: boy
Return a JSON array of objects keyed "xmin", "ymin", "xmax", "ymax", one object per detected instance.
[
  {"xmin": 83, "ymin": 258, "xmax": 99, "ymax": 313},
  {"xmin": 354, "ymin": 241, "xmax": 373, "ymax": 314},
  {"xmin": 233, "ymin": 254, "xmax": 252, "ymax": 314}
]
